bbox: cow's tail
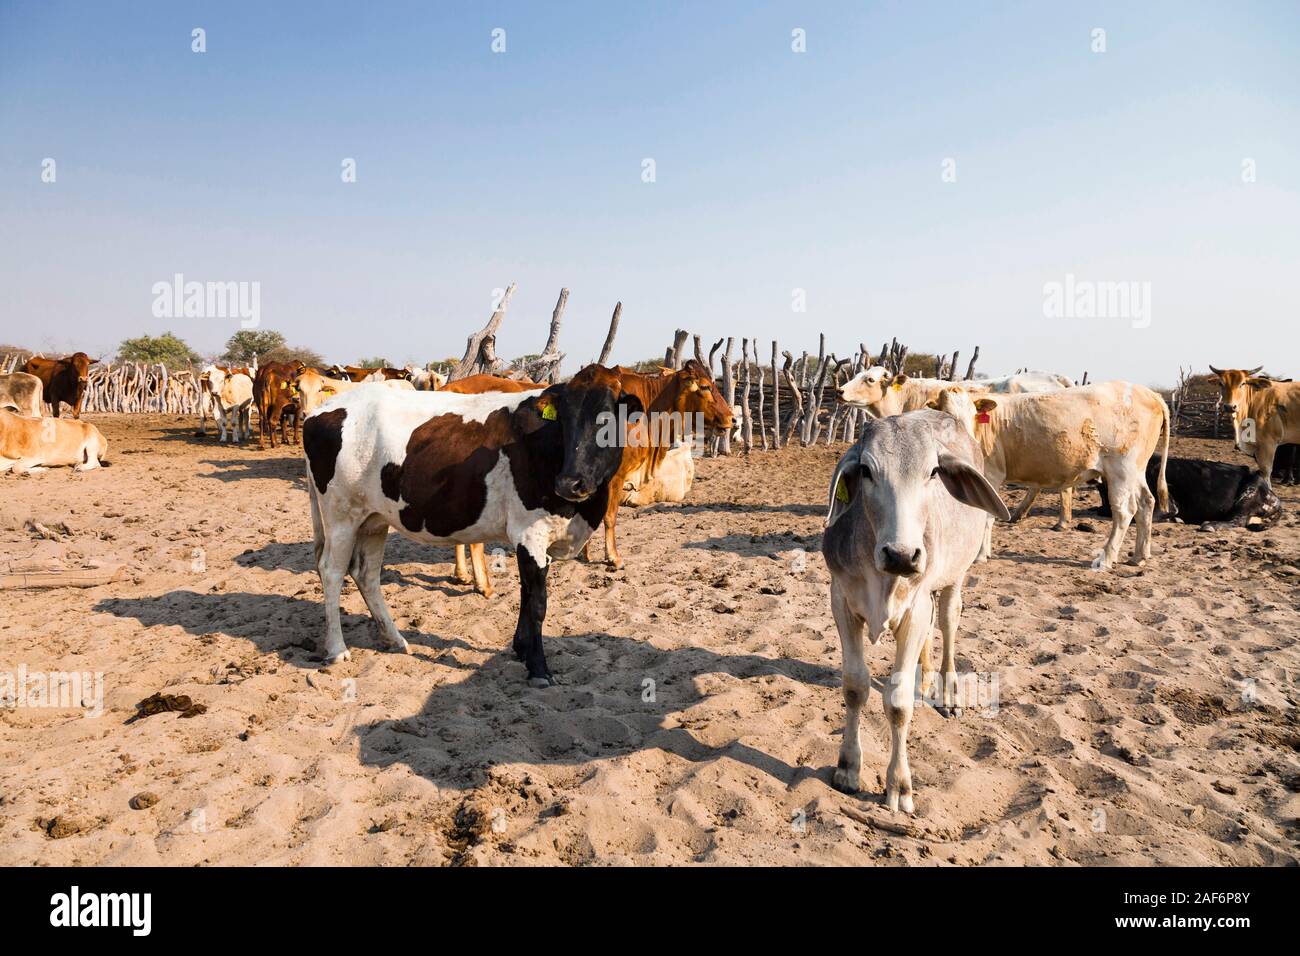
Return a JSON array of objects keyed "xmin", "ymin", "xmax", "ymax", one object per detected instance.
[{"xmin": 1156, "ymin": 397, "xmax": 1170, "ymax": 513}]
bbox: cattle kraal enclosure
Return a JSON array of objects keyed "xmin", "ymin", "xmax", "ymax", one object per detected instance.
[{"xmin": 2, "ymin": 3, "xmax": 1299, "ymax": 893}]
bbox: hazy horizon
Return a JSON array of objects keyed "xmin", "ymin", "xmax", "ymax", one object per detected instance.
[{"xmin": 2, "ymin": 1, "xmax": 1298, "ymax": 390}]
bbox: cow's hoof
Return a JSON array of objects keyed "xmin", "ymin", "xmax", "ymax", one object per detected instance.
[
  {"xmin": 885, "ymin": 788, "xmax": 914, "ymax": 814},
  {"xmin": 608, "ymin": 558, "xmax": 625, "ymax": 571},
  {"xmin": 831, "ymin": 767, "xmax": 860, "ymax": 794},
  {"xmin": 388, "ymin": 638, "xmax": 410, "ymax": 654},
  {"xmin": 322, "ymin": 648, "xmax": 351, "ymax": 665},
  {"xmin": 935, "ymin": 705, "xmax": 963, "ymax": 719},
  {"xmin": 527, "ymin": 674, "xmax": 556, "ymax": 689}
]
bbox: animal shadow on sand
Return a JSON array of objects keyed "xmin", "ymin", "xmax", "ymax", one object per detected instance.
[
  {"xmin": 234, "ymin": 536, "xmax": 482, "ymax": 595},
  {"xmin": 92, "ymin": 588, "xmax": 842, "ymax": 793}
]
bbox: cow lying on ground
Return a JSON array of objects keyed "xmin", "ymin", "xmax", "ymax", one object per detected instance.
[
  {"xmin": 198, "ymin": 365, "xmax": 254, "ymax": 443},
  {"xmin": 0, "ymin": 372, "xmax": 43, "ymax": 417},
  {"xmin": 20, "ymin": 353, "xmax": 97, "ymax": 418},
  {"xmin": 302, "ymin": 365, "xmax": 636, "ymax": 683},
  {"xmin": 1096, "ymin": 457, "xmax": 1282, "ymax": 530},
  {"xmin": 0, "ymin": 409, "xmax": 109, "ymax": 473},
  {"xmin": 583, "ymin": 360, "xmax": 732, "ymax": 569},
  {"xmin": 934, "ymin": 383, "xmax": 1169, "ymax": 568},
  {"xmin": 1209, "ymin": 366, "xmax": 1300, "ymax": 481},
  {"xmin": 822, "ymin": 409, "xmax": 1010, "ymax": 812}
]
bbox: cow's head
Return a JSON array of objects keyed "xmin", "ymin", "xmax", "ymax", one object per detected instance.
[
  {"xmin": 67, "ymin": 352, "xmax": 95, "ymax": 385},
  {"xmin": 831, "ymin": 416, "xmax": 1008, "ymax": 578},
  {"xmin": 669, "ymin": 360, "xmax": 733, "ymax": 433},
  {"xmin": 528, "ymin": 365, "xmax": 636, "ymax": 502},
  {"xmin": 926, "ymin": 385, "xmax": 994, "ymax": 439},
  {"xmin": 839, "ymin": 366, "xmax": 908, "ymax": 417},
  {"xmin": 1208, "ymin": 365, "xmax": 1263, "ymax": 416}
]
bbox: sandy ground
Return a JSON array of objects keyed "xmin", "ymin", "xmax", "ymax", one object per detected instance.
[{"xmin": 1, "ymin": 413, "xmax": 1298, "ymax": 866}]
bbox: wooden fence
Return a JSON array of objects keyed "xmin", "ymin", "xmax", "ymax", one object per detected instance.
[{"xmin": 1, "ymin": 354, "xmax": 203, "ymax": 414}]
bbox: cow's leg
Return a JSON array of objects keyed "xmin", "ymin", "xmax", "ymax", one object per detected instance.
[
  {"xmin": 601, "ymin": 491, "xmax": 623, "ymax": 570},
  {"xmin": 349, "ymin": 526, "xmax": 408, "ymax": 653},
  {"xmin": 830, "ymin": 582, "xmax": 869, "ymax": 795},
  {"xmin": 1254, "ymin": 436, "xmax": 1279, "ymax": 482},
  {"xmin": 10, "ymin": 458, "xmax": 48, "ymax": 474},
  {"xmin": 1131, "ymin": 480, "xmax": 1155, "ymax": 565},
  {"xmin": 512, "ymin": 545, "xmax": 553, "ymax": 686},
  {"xmin": 882, "ymin": 590, "xmax": 931, "ymax": 814},
  {"xmin": 1098, "ymin": 472, "xmax": 1137, "ymax": 569},
  {"xmin": 470, "ymin": 543, "xmax": 493, "ymax": 598},
  {"xmin": 1007, "ymin": 487, "xmax": 1039, "ymax": 522},
  {"xmin": 317, "ymin": 522, "xmax": 358, "ymax": 664},
  {"xmin": 1054, "ymin": 486, "xmax": 1075, "ymax": 530},
  {"xmin": 936, "ymin": 585, "xmax": 963, "ymax": 716},
  {"xmin": 453, "ymin": 545, "xmax": 472, "ymax": 584},
  {"xmin": 307, "ymin": 481, "xmax": 325, "ymax": 569}
]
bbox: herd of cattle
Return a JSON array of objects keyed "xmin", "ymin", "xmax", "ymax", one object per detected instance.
[{"xmin": 1, "ymin": 350, "xmax": 1297, "ymax": 813}]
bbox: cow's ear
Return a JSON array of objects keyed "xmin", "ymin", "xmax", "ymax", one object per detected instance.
[
  {"xmin": 1246, "ymin": 378, "xmax": 1271, "ymax": 390},
  {"xmin": 513, "ymin": 398, "xmax": 547, "ymax": 435},
  {"xmin": 975, "ymin": 398, "xmax": 998, "ymax": 413},
  {"xmin": 825, "ymin": 447, "xmax": 864, "ymax": 529},
  {"xmin": 937, "ymin": 453, "xmax": 1010, "ymax": 521}
]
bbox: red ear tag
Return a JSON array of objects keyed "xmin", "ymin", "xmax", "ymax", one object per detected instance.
[{"xmin": 976, "ymin": 412, "xmax": 990, "ymax": 424}]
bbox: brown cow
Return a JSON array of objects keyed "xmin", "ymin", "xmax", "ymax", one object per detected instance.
[
  {"xmin": 439, "ymin": 373, "xmax": 546, "ymax": 596},
  {"xmin": 20, "ymin": 352, "xmax": 97, "ymax": 418},
  {"xmin": 585, "ymin": 360, "xmax": 732, "ymax": 569},
  {"xmin": 330, "ymin": 365, "xmax": 412, "ymax": 383},
  {"xmin": 1209, "ymin": 366, "xmax": 1300, "ymax": 479},
  {"xmin": 253, "ymin": 361, "xmax": 303, "ymax": 449}
]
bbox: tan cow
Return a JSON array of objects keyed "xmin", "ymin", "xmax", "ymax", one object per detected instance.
[
  {"xmin": 1208, "ymin": 366, "xmax": 1300, "ymax": 478},
  {"xmin": 0, "ymin": 409, "xmax": 109, "ymax": 473},
  {"xmin": 622, "ymin": 442, "xmax": 695, "ymax": 505},
  {"xmin": 296, "ymin": 370, "xmax": 415, "ymax": 417},
  {"xmin": 0, "ymin": 372, "xmax": 44, "ymax": 417},
  {"xmin": 933, "ymin": 382, "xmax": 1169, "ymax": 568}
]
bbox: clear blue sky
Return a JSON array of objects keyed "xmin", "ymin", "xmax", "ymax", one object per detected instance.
[{"xmin": 2, "ymin": 0, "xmax": 1297, "ymax": 385}]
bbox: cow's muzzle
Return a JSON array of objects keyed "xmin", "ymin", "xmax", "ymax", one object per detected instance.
[
  {"xmin": 877, "ymin": 543, "xmax": 923, "ymax": 577},
  {"xmin": 555, "ymin": 475, "xmax": 595, "ymax": 502}
]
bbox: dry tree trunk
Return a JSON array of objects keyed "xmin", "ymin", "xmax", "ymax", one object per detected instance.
[
  {"xmin": 719, "ymin": 337, "xmax": 735, "ymax": 455},
  {"xmin": 523, "ymin": 287, "xmax": 567, "ymax": 383},
  {"xmin": 665, "ymin": 329, "xmax": 689, "ymax": 370},
  {"xmin": 451, "ymin": 281, "xmax": 515, "ymax": 381},
  {"xmin": 770, "ymin": 340, "xmax": 781, "ymax": 450},
  {"xmin": 782, "ymin": 351, "xmax": 805, "ymax": 446},
  {"xmin": 740, "ymin": 338, "xmax": 753, "ymax": 454},
  {"xmin": 964, "ymin": 346, "xmax": 981, "ymax": 380},
  {"xmin": 597, "ymin": 301, "xmax": 622, "ymax": 366}
]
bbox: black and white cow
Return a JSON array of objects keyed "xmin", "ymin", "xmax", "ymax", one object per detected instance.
[
  {"xmin": 301, "ymin": 365, "xmax": 636, "ymax": 685},
  {"xmin": 1097, "ymin": 456, "xmax": 1282, "ymax": 530}
]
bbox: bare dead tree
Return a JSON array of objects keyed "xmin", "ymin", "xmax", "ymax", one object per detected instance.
[
  {"xmin": 666, "ymin": 329, "xmax": 689, "ymax": 369},
  {"xmin": 707, "ymin": 338, "xmax": 723, "ymax": 378},
  {"xmin": 596, "ymin": 301, "xmax": 622, "ymax": 366},
  {"xmin": 451, "ymin": 281, "xmax": 515, "ymax": 380},
  {"xmin": 517, "ymin": 287, "xmax": 567, "ymax": 383},
  {"xmin": 693, "ymin": 334, "xmax": 704, "ymax": 366},
  {"xmin": 781, "ymin": 351, "xmax": 804, "ymax": 446},
  {"xmin": 770, "ymin": 340, "xmax": 781, "ymax": 449},
  {"xmin": 964, "ymin": 345, "xmax": 981, "ymax": 380},
  {"xmin": 740, "ymin": 338, "xmax": 753, "ymax": 454},
  {"xmin": 719, "ymin": 337, "xmax": 735, "ymax": 455},
  {"xmin": 755, "ymin": 345, "xmax": 768, "ymax": 450},
  {"xmin": 947, "ymin": 350, "xmax": 960, "ymax": 381}
]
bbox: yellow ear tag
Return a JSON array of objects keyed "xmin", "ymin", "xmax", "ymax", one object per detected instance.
[
  {"xmin": 891, "ymin": 382, "xmax": 903, "ymax": 391},
  {"xmin": 541, "ymin": 403, "xmax": 557, "ymax": 421},
  {"xmin": 280, "ymin": 382, "xmax": 287, "ymax": 390},
  {"xmin": 834, "ymin": 477, "xmax": 849, "ymax": 503}
]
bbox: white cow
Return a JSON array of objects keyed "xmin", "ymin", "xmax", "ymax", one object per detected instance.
[
  {"xmin": 821, "ymin": 410, "xmax": 1010, "ymax": 812},
  {"xmin": 198, "ymin": 365, "xmax": 254, "ymax": 443},
  {"xmin": 933, "ymin": 383, "xmax": 1170, "ymax": 568}
]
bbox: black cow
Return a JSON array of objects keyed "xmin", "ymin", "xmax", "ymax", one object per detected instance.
[
  {"xmin": 302, "ymin": 364, "xmax": 638, "ymax": 685},
  {"xmin": 1272, "ymin": 444, "xmax": 1298, "ymax": 485},
  {"xmin": 1097, "ymin": 457, "xmax": 1281, "ymax": 530}
]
